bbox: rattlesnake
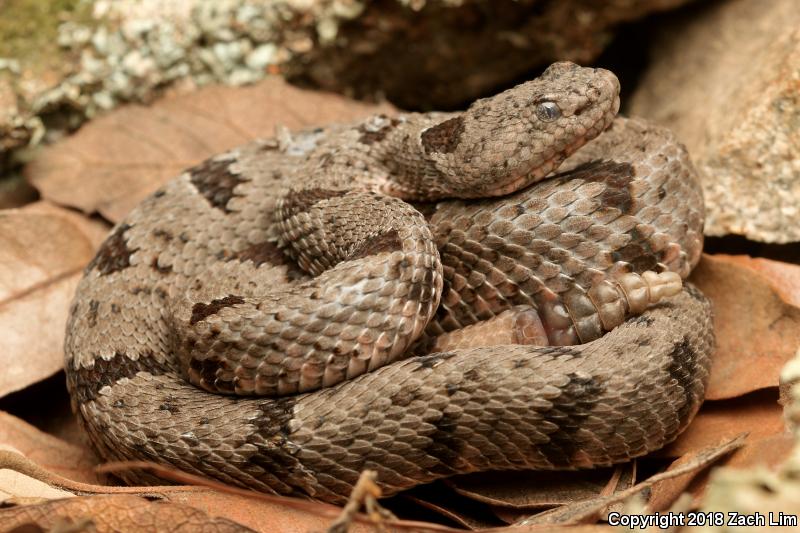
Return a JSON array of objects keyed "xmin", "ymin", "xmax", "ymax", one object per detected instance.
[{"xmin": 64, "ymin": 62, "xmax": 713, "ymax": 504}]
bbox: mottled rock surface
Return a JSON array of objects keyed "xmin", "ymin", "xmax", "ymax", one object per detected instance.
[
  {"xmin": 629, "ymin": 0, "xmax": 800, "ymax": 243},
  {"xmin": 292, "ymin": 0, "xmax": 696, "ymax": 110},
  {"xmin": 0, "ymin": 0, "xmax": 694, "ymax": 167}
]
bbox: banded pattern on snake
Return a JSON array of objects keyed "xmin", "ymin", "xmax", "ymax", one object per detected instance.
[{"xmin": 64, "ymin": 63, "xmax": 713, "ymax": 504}]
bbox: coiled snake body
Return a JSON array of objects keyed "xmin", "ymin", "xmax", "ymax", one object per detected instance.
[{"xmin": 65, "ymin": 63, "xmax": 713, "ymax": 504}]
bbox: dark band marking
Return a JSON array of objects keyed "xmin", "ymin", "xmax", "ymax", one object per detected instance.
[
  {"xmin": 612, "ymin": 227, "xmax": 661, "ymax": 273},
  {"xmin": 190, "ymin": 295, "xmax": 245, "ymax": 325},
  {"xmin": 243, "ymin": 397, "xmax": 316, "ymax": 497},
  {"xmin": 67, "ymin": 351, "xmax": 170, "ymax": 404},
  {"xmin": 564, "ymin": 160, "xmax": 635, "ymax": 214},
  {"xmin": 410, "ymin": 201, "xmax": 438, "ymax": 221},
  {"xmin": 666, "ymin": 336, "xmax": 700, "ymax": 425},
  {"xmin": 421, "ymin": 116, "xmax": 465, "ymax": 154},
  {"xmin": 282, "ymin": 188, "xmax": 347, "ymax": 220},
  {"xmin": 411, "ymin": 268, "xmax": 436, "ymax": 305},
  {"xmin": 350, "ymin": 229, "xmax": 403, "ymax": 260},
  {"xmin": 357, "ymin": 115, "xmax": 401, "ymax": 145},
  {"xmin": 189, "ymin": 158, "xmax": 247, "ymax": 213},
  {"xmin": 536, "ymin": 372, "xmax": 604, "ymax": 467},
  {"xmin": 423, "ymin": 409, "xmax": 467, "ymax": 476},
  {"xmin": 229, "ymin": 241, "xmax": 288, "ymax": 267},
  {"xmin": 188, "ymin": 356, "xmax": 234, "ymax": 394},
  {"xmin": 86, "ymin": 223, "xmax": 138, "ymax": 276}
]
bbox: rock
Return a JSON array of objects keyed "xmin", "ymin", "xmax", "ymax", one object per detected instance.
[
  {"xmin": 629, "ymin": 0, "xmax": 800, "ymax": 244},
  {"xmin": 0, "ymin": 77, "xmax": 29, "ymax": 155},
  {"xmin": 290, "ymin": 0, "xmax": 695, "ymax": 110},
  {"xmin": 0, "ymin": 0, "xmax": 696, "ymax": 167}
]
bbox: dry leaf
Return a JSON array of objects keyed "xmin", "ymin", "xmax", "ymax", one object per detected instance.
[
  {"xmin": 691, "ymin": 434, "xmax": 795, "ymax": 507},
  {"xmin": 20, "ymin": 201, "xmax": 111, "ymax": 249},
  {"xmin": 689, "ymin": 254, "xmax": 800, "ymax": 400},
  {"xmin": 0, "ymin": 207, "xmax": 100, "ymax": 398},
  {"xmin": 0, "ymin": 494, "xmax": 257, "ymax": 532},
  {"xmin": 650, "ymin": 433, "xmax": 796, "ymax": 512},
  {"xmin": 26, "ymin": 77, "xmax": 395, "ymax": 223},
  {"xmin": 165, "ymin": 490, "xmax": 380, "ymax": 533},
  {"xmin": 0, "ymin": 449, "xmax": 430, "ymax": 533},
  {"xmin": 712, "ymin": 254, "xmax": 800, "ymax": 307},
  {"xmin": 516, "ymin": 434, "xmax": 746, "ymax": 527},
  {"xmin": 398, "ymin": 484, "xmax": 501, "ymax": 530},
  {"xmin": 0, "ymin": 411, "xmax": 100, "ymax": 485},
  {"xmin": 662, "ymin": 389, "xmax": 787, "ymax": 457},
  {"xmin": 0, "ymin": 459, "xmax": 75, "ymax": 504},
  {"xmin": 445, "ymin": 467, "xmax": 634, "ymax": 511}
]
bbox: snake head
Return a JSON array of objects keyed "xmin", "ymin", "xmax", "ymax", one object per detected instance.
[{"xmin": 420, "ymin": 62, "xmax": 620, "ymax": 199}]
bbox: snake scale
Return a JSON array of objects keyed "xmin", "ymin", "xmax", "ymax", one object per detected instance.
[{"xmin": 64, "ymin": 63, "xmax": 714, "ymax": 504}]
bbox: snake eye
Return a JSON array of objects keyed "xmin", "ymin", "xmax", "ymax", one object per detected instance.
[{"xmin": 536, "ymin": 101, "xmax": 561, "ymax": 122}]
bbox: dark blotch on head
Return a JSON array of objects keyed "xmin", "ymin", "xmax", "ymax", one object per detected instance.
[
  {"xmin": 189, "ymin": 158, "xmax": 248, "ymax": 213},
  {"xmin": 421, "ymin": 116, "xmax": 465, "ymax": 154},
  {"xmin": 350, "ymin": 229, "xmax": 403, "ymax": 260},
  {"xmin": 86, "ymin": 223, "xmax": 138, "ymax": 276},
  {"xmin": 190, "ymin": 295, "xmax": 245, "ymax": 325}
]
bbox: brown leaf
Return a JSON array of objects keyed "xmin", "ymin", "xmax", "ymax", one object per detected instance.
[
  {"xmin": 0, "ymin": 466, "xmax": 75, "ymax": 504},
  {"xmin": 693, "ymin": 434, "xmax": 795, "ymax": 505},
  {"xmin": 0, "ymin": 494, "xmax": 258, "ymax": 532},
  {"xmin": 0, "ymin": 451, "xmax": 441, "ymax": 533},
  {"xmin": 650, "ymin": 433, "xmax": 795, "ymax": 512},
  {"xmin": 0, "ymin": 411, "xmax": 100, "ymax": 485},
  {"xmin": 445, "ymin": 467, "xmax": 635, "ymax": 511},
  {"xmin": 0, "ymin": 206, "xmax": 100, "ymax": 398},
  {"xmin": 516, "ymin": 434, "xmax": 746, "ymax": 527},
  {"xmin": 689, "ymin": 254, "xmax": 800, "ymax": 399},
  {"xmin": 20, "ymin": 201, "xmax": 111, "ymax": 249},
  {"xmin": 25, "ymin": 77, "xmax": 395, "ymax": 223},
  {"xmin": 712, "ymin": 254, "xmax": 800, "ymax": 307},
  {"xmin": 661, "ymin": 389, "xmax": 787, "ymax": 458}
]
